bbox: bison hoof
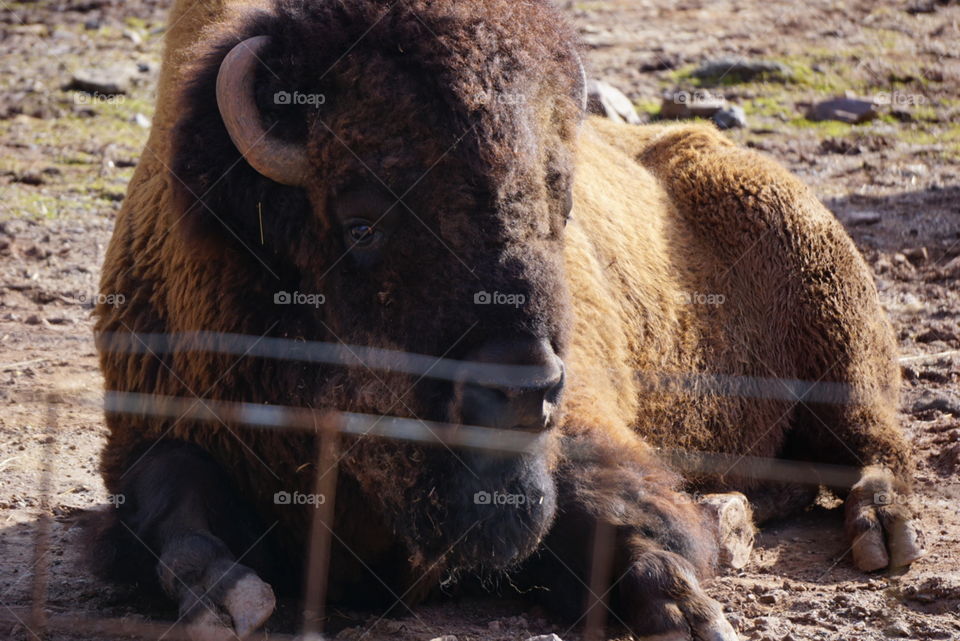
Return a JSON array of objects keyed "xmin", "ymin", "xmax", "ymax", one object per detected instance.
[
  {"xmin": 178, "ymin": 563, "xmax": 276, "ymax": 640},
  {"xmin": 698, "ymin": 492, "xmax": 756, "ymax": 570},
  {"xmin": 223, "ymin": 572, "xmax": 277, "ymax": 637},
  {"xmin": 621, "ymin": 551, "xmax": 740, "ymax": 641},
  {"xmin": 186, "ymin": 608, "xmax": 237, "ymax": 641},
  {"xmin": 845, "ymin": 466, "xmax": 924, "ymax": 572},
  {"xmin": 632, "ymin": 597, "xmax": 740, "ymax": 641}
]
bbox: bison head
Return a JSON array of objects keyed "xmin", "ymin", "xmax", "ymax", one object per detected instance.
[{"xmin": 171, "ymin": 0, "xmax": 584, "ymax": 572}]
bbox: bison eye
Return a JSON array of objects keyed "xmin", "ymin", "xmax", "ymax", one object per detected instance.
[{"xmin": 346, "ymin": 221, "xmax": 378, "ymax": 246}]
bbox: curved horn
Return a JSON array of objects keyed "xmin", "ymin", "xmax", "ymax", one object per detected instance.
[
  {"xmin": 216, "ymin": 35, "xmax": 310, "ymax": 187},
  {"xmin": 575, "ymin": 53, "xmax": 587, "ymax": 112}
]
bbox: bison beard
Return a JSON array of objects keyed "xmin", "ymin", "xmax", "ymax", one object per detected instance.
[{"xmin": 344, "ymin": 438, "xmax": 558, "ymax": 572}]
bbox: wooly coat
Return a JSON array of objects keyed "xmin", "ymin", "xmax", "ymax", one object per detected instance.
[{"xmin": 91, "ymin": 0, "xmax": 922, "ymax": 638}]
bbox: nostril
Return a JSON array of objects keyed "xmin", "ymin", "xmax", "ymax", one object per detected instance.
[
  {"xmin": 457, "ymin": 337, "xmax": 564, "ymax": 430},
  {"xmin": 490, "ymin": 387, "xmax": 510, "ymax": 403},
  {"xmin": 543, "ymin": 366, "xmax": 565, "ymax": 405},
  {"xmin": 460, "ymin": 383, "xmax": 513, "ymax": 431}
]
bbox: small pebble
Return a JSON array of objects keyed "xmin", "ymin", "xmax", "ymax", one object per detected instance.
[
  {"xmin": 884, "ymin": 621, "xmax": 911, "ymax": 637},
  {"xmin": 712, "ymin": 106, "xmax": 747, "ymax": 129},
  {"xmin": 807, "ymin": 98, "xmax": 877, "ymax": 124}
]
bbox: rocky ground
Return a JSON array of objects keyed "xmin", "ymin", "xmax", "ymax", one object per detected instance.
[{"xmin": 1, "ymin": 0, "xmax": 958, "ymax": 640}]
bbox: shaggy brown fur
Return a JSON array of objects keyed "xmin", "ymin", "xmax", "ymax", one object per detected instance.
[{"xmin": 91, "ymin": 0, "xmax": 920, "ymax": 637}]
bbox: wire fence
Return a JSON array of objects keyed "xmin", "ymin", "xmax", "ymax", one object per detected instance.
[{"xmin": 1, "ymin": 330, "xmax": 947, "ymax": 641}]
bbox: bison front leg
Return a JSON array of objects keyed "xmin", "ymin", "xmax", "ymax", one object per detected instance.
[
  {"xmin": 89, "ymin": 441, "xmax": 277, "ymax": 639},
  {"xmin": 527, "ymin": 435, "xmax": 738, "ymax": 640}
]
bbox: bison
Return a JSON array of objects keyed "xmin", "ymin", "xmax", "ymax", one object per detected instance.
[{"xmin": 91, "ymin": 0, "xmax": 923, "ymax": 638}]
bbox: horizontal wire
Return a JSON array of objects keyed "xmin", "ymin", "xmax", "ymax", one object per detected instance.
[
  {"xmin": 658, "ymin": 447, "xmax": 861, "ymax": 488},
  {"xmin": 94, "ymin": 330, "xmax": 877, "ymax": 404},
  {"xmin": 29, "ymin": 387, "xmax": 867, "ymax": 488},
  {"xmin": 101, "ymin": 389, "xmax": 545, "ymax": 454},
  {"xmin": 96, "ymin": 330, "xmax": 558, "ymax": 388}
]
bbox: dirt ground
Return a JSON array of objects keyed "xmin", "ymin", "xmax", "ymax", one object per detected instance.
[{"xmin": 1, "ymin": 0, "xmax": 959, "ymax": 640}]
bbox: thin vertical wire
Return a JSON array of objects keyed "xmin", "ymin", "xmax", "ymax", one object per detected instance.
[
  {"xmin": 29, "ymin": 393, "xmax": 59, "ymax": 640},
  {"xmin": 583, "ymin": 520, "xmax": 615, "ymax": 641},
  {"xmin": 301, "ymin": 412, "xmax": 342, "ymax": 636}
]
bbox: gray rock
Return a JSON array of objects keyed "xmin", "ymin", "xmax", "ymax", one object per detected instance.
[
  {"xmin": 807, "ymin": 98, "xmax": 878, "ymax": 124},
  {"xmin": 712, "ymin": 106, "xmax": 747, "ymax": 129},
  {"xmin": 428, "ymin": 636, "xmax": 458, "ymax": 641},
  {"xmin": 586, "ymin": 80, "xmax": 641, "ymax": 125},
  {"xmin": 639, "ymin": 55, "xmax": 679, "ymax": 72},
  {"xmin": 525, "ymin": 635, "xmax": 564, "ymax": 641},
  {"xmin": 942, "ymin": 255, "xmax": 960, "ymax": 278},
  {"xmin": 660, "ymin": 90, "xmax": 725, "ymax": 119},
  {"xmin": 884, "ymin": 620, "xmax": 911, "ymax": 637},
  {"xmin": 903, "ymin": 247, "xmax": 930, "ymax": 265},
  {"xmin": 64, "ymin": 65, "xmax": 136, "ymax": 95},
  {"xmin": 842, "ymin": 210, "xmax": 882, "ymax": 226},
  {"xmin": 940, "ymin": 443, "xmax": 960, "ymax": 472},
  {"xmin": 579, "ymin": 25, "xmax": 614, "ymax": 49},
  {"xmin": 692, "ymin": 58, "xmax": 793, "ymax": 84},
  {"xmin": 911, "ymin": 390, "xmax": 960, "ymax": 416},
  {"xmin": 122, "ymin": 28, "xmax": 143, "ymax": 45}
]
